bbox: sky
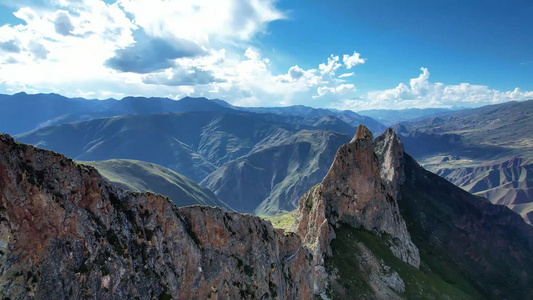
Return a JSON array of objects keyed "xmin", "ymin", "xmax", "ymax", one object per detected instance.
[{"xmin": 0, "ymin": 0, "xmax": 532, "ymax": 110}]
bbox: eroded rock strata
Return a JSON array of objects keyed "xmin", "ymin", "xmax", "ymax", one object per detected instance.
[
  {"xmin": 293, "ymin": 126, "xmax": 420, "ymax": 295},
  {"xmin": 0, "ymin": 134, "xmax": 312, "ymax": 299}
]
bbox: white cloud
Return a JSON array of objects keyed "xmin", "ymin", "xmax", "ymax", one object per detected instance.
[
  {"xmin": 335, "ymin": 67, "xmax": 533, "ymax": 110},
  {"xmin": 0, "ymin": 0, "xmax": 371, "ymax": 107},
  {"xmin": 117, "ymin": 0, "xmax": 284, "ymax": 44},
  {"xmin": 316, "ymin": 84, "xmax": 355, "ymax": 97},
  {"xmin": 319, "ymin": 54, "xmax": 342, "ymax": 75},
  {"xmin": 0, "ymin": 0, "xmax": 285, "ymax": 100},
  {"xmin": 343, "ymin": 51, "xmax": 366, "ymax": 69},
  {"xmin": 338, "ymin": 72, "xmax": 354, "ymax": 78}
]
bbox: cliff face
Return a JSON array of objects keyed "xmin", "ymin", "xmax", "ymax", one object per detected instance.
[
  {"xmin": 0, "ymin": 134, "xmax": 313, "ymax": 299},
  {"xmin": 293, "ymin": 126, "xmax": 420, "ymax": 294},
  {"xmin": 294, "ymin": 125, "xmax": 533, "ymax": 300},
  {"xmin": 399, "ymin": 154, "xmax": 533, "ymax": 300}
]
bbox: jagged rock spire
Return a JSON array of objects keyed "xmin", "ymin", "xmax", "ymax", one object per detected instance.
[
  {"xmin": 352, "ymin": 124, "xmax": 374, "ymax": 142},
  {"xmin": 293, "ymin": 125, "xmax": 420, "ymax": 295}
]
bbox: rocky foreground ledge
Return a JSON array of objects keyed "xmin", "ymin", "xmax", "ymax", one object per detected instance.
[{"xmin": 0, "ymin": 134, "xmax": 313, "ymax": 299}]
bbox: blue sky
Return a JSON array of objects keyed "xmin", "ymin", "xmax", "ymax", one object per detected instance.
[{"xmin": 0, "ymin": 0, "xmax": 531, "ymax": 110}]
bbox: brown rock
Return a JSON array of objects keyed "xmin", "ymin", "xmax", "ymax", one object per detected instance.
[
  {"xmin": 293, "ymin": 126, "xmax": 420, "ymax": 295},
  {"xmin": 0, "ymin": 134, "xmax": 313, "ymax": 299}
]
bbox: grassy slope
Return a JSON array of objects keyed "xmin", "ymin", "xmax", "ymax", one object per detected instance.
[
  {"xmin": 399, "ymin": 155, "xmax": 533, "ymax": 300},
  {"xmin": 327, "ymin": 226, "xmax": 483, "ymax": 300},
  {"xmin": 261, "ymin": 210, "xmax": 297, "ymax": 232},
  {"xmin": 81, "ymin": 159, "xmax": 232, "ymax": 210}
]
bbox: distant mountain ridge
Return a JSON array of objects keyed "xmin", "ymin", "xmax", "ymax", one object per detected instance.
[
  {"xmin": 357, "ymin": 107, "xmax": 453, "ymax": 126},
  {"xmin": 0, "ymin": 92, "xmax": 231, "ymax": 135},
  {"xmin": 0, "ymin": 92, "xmax": 384, "ymax": 135},
  {"xmin": 395, "ymin": 100, "xmax": 533, "ymax": 224},
  {"xmin": 436, "ymin": 157, "xmax": 533, "ymax": 224}
]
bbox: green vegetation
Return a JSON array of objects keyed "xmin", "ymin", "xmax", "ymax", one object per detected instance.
[
  {"xmin": 81, "ymin": 159, "xmax": 231, "ymax": 210},
  {"xmin": 261, "ymin": 210, "xmax": 297, "ymax": 231},
  {"xmin": 398, "ymin": 156, "xmax": 533, "ymax": 300},
  {"xmin": 327, "ymin": 225, "xmax": 482, "ymax": 300}
]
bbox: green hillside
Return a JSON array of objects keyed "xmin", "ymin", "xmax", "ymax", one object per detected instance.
[{"xmin": 81, "ymin": 159, "xmax": 232, "ymax": 210}]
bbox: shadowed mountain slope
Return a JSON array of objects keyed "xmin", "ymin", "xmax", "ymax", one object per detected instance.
[
  {"xmin": 201, "ymin": 130, "xmax": 350, "ymax": 214},
  {"xmin": 293, "ymin": 126, "xmax": 533, "ymax": 299},
  {"xmin": 395, "ymin": 100, "xmax": 533, "ymax": 223}
]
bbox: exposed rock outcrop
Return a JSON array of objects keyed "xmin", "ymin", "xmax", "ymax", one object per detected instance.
[
  {"xmin": 0, "ymin": 134, "xmax": 313, "ymax": 299},
  {"xmin": 293, "ymin": 125, "xmax": 420, "ymax": 295}
]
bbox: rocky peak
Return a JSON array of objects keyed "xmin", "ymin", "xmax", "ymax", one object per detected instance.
[
  {"xmin": 0, "ymin": 134, "xmax": 313, "ymax": 299},
  {"xmin": 293, "ymin": 125, "xmax": 420, "ymax": 294},
  {"xmin": 352, "ymin": 124, "xmax": 374, "ymax": 142},
  {"xmin": 374, "ymin": 128, "xmax": 406, "ymax": 196}
]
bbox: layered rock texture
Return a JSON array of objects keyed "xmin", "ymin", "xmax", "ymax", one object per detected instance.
[
  {"xmin": 293, "ymin": 125, "xmax": 533, "ymax": 299},
  {"xmin": 436, "ymin": 157, "xmax": 533, "ymax": 224},
  {"xmin": 293, "ymin": 126, "xmax": 420, "ymax": 295},
  {"xmin": 0, "ymin": 134, "xmax": 313, "ymax": 299}
]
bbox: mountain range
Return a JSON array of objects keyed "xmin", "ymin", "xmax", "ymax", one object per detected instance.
[
  {"xmin": 396, "ymin": 100, "xmax": 533, "ymax": 224},
  {"xmin": 1, "ymin": 126, "xmax": 532, "ymax": 299},
  {"xmin": 357, "ymin": 107, "xmax": 453, "ymax": 126},
  {"xmin": 2, "ymin": 93, "xmax": 532, "ymax": 221},
  {"xmin": 0, "ymin": 92, "xmax": 383, "ymax": 135},
  {"xmin": 201, "ymin": 130, "xmax": 349, "ymax": 215}
]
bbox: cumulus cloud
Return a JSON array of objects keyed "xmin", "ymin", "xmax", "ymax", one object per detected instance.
[
  {"xmin": 28, "ymin": 41, "xmax": 49, "ymax": 60},
  {"xmin": 54, "ymin": 11, "xmax": 75, "ymax": 36},
  {"xmin": 118, "ymin": 0, "xmax": 284, "ymax": 44},
  {"xmin": 288, "ymin": 65, "xmax": 305, "ymax": 81},
  {"xmin": 143, "ymin": 66, "xmax": 223, "ymax": 86},
  {"xmin": 0, "ymin": 0, "xmax": 374, "ymax": 107},
  {"xmin": 319, "ymin": 55, "xmax": 342, "ymax": 75},
  {"xmin": 316, "ymin": 84, "xmax": 355, "ymax": 97},
  {"xmin": 0, "ymin": 39, "xmax": 21, "ymax": 53},
  {"xmin": 343, "ymin": 51, "xmax": 365, "ymax": 69},
  {"xmin": 335, "ymin": 67, "xmax": 533, "ymax": 110},
  {"xmin": 105, "ymin": 29, "xmax": 205, "ymax": 73}
]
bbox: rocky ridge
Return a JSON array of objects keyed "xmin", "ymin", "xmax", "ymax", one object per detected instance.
[
  {"xmin": 2, "ymin": 124, "xmax": 533, "ymax": 299},
  {"xmin": 292, "ymin": 126, "xmax": 420, "ymax": 295},
  {"xmin": 0, "ymin": 134, "xmax": 313, "ymax": 299}
]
